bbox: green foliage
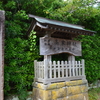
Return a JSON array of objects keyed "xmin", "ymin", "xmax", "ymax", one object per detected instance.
[
  {"xmin": 76, "ymin": 35, "xmax": 100, "ymax": 83},
  {"xmin": 89, "ymin": 88, "xmax": 100, "ymax": 100},
  {"xmin": 4, "ymin": 36, "xmax": 39, "ymax": 98},
  {"xmin": 0, "ymin": 2, "xmax": 3, "ymax": 10},
  {"xmin": 3, "ymin": 0, "xmax": 40, "ymax": 98}
]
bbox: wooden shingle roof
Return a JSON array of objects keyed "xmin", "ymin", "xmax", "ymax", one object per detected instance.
[{"xmin": 27, "ymin": 14, "xmax": 96, "ymax": 39}]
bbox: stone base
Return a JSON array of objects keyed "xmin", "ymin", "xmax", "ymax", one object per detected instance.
[{"xmin": 32, "ymin": 80, "xmax": 89, "ymax": 100}]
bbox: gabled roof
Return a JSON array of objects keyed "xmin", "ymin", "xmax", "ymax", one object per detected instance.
[{"xmin": 27, "ymin": 14, "xmax": 96, "ymax": 39}]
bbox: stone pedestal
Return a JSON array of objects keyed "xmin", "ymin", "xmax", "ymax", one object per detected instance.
[{"xmin": 32, "ymin": 80, "xmax": 88, "ymax": 100}]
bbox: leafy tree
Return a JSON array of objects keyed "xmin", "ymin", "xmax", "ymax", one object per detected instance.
[{"xmin": 0, "ymin": 0, "xmax": 40, "ymax": 99}]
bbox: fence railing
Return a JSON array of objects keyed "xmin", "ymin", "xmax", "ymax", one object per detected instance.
[{"xmin": 34, "ymin": 59, "xmax": 86, "ymax": 84}]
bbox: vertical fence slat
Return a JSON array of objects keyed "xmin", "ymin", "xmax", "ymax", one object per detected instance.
[
  {"xmin": 61, "ymin": 61, "xmax": 64, "ymax": 77},
  {"xmin": 40, "ymin": 62, "xmax": 43, "ymax": 78},
  {"xmin": 49, "ymin": 61, "xmax": 52, "ymax": 79},
  {"xmin": 82, "ymin": 59, "xmax": 85, "ymax": 76},
  {"xmin": 65, "ymin": 61, "xmax": 68, "ymax": 77},
  {"xmin": 34, "ymin": 60, "xmax": 37, "ymax": 78},
  {"xmin": 53, "ymin": 61, "xmax": 56, "ymax": 78},
  {"xmin": 39, "ymin": 62, "xmax": 40, "ymax": 78},
  {"xmin": 72, "ymin": 61, "xmax": 75, "ymax": 76},
  {"xmin": 36, "ymin": 61, "xmax": 38, "ymax": 78},
  {"xmin": 42, "ymin": 61, "xmax": 44, "ymax": 79},
  {"xmin": 57, "ymin": 61, "xmax": 60, "ymax": 78},
  {"xmin": 78, "ymin": 61, "xmax": 81, "ymax": 76},
  {"xmin": 69, "ymin": 61, "xmax": 71, "ymax": 77},
  {"xmin": 75, "ymin": 61, "xmax": 78, "ymax": 76},
  {"xmin": 38, "ymin": 62, "xmax": 40, "ymax": 78},
  {"xmin": 44, "ymin": 59, "xmax": 48, "ymax": 79}
]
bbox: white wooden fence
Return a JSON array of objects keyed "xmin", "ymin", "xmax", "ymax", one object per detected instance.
[{"xmin": 34, "ymin": 59, "xmax": 86, "ymax": 84}]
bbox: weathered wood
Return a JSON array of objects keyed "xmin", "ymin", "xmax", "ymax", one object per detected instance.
[
  {"xmin": 82, "ymin": 59, "xmax": 85, "ymax": 76},
  {"xmin": 69, "ymin": 61, "xmax": 71, "ymax": 77},
  {"xmin": 40, "ymin": 37, "xmax": 82, "ymax": 56},
  {"xmin": 44, "ymin": 59, "xmax": 48, "ymax": 79},
  {"xmin": 61, "ymin": 61, "xmax": 64, "ymax": 77},
  {"xmin": 49, "ymin": 61, "xmax": 52, "ymax": 79},
  {"xmin": 78, "ymin": 61, "xmax": 81, "ymax": 76},
  {"xmin": 65, "ymin": 61, "xmax": 68, "ymax": 77},
  {"xmin": 34, "ymin": 76, "xmax": 86, "ymax": 84},
  {"xmin": 44, "ymin": 55, "xmax": 51, "ymax": 62},
  {"xmin": 42, "ymin": 62, "xmax": 44, "ymax": 78},
  {"xmin": 0, "ymin": 10, "xmax": 5, "ymax": 100},
  {"xmin": 34, "ymin": 60, "xmax": 85, "ymax": 84},
  {"xmin": 75, "ymin": 61, "xmax": 78, "ymax": 76},
  {"xmin": 53, "ymin": 61, "xmax": 56, "ymax": 78},
  {"xmin": 28, "ymin": 14, "xmax": 96, "ymax": 39},
  {"xmin": 72, "ymin": 61, "xmax": 75, "ymax": 76},
  {"xmin": 34, "ymin": 60, "xmax": 37, "ymax": 78},
  {"xmin": 68, "ymin": 55, "xmax": 75, "ymax": 61},
  {"xmin": 58, "ymin": 61, "xmax": 60, "ymax": 78}
]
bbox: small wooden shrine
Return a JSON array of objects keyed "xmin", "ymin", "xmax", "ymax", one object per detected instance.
[{"xmin": 28, "ymin": 14, "xmax": 96, "ymax": 100}]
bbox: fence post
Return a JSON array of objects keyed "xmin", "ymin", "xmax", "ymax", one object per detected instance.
[
  {"xmin": 69, "ymin": 61, "xmax": 71, "ymax": 77},
  {"xmin": 49, "ymin": 61, "xmax": 52, "ymax": 79},
  {"xmin": 82, "ymin": 59, "xmax": 85, "ymax": 76},
  {"xmin": 34, "ymin": 60, "xmax": 37, "ymax": 78},
  {"xmin": 58, "ymin": 61, "xmax": 60, "ymax": 78},
  {"xmin": 75, "ymin": 61, "xmax": 78, "ymax": 76},
  {"xmin": 72, "ymin": 61, "xmax": 75, "ymax": 76},
  {"xmin": 44, "ymin": 59, "xmax": 48, "ymax": 81},
  {"xmin": 61, "ymin": 61, "xmax": 64, "ymax": 78}
]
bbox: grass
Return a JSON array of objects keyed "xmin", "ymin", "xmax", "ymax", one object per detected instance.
[{"xmin": 89, "ymin": 87, "xmax": 100, "ymax": 100}]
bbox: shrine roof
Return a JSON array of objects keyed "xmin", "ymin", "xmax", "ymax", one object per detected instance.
[{"xmin": 27, "ymin": 14, "xmax": 96, "ymax": 39}]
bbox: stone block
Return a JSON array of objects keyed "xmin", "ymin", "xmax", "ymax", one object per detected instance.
[
  {"xmin": 46, "ymin": 83, "xmax": 57, "ymax": 90},
  {"xmin": 32, "ymin": 88, "xmax": 39, "ymax": 100},
  {"xmin": 68, "ymin": 94, "xmax": 84, "ymax": 100},
  {"xmin": 43, "ymin": 90, "xmax": 52, "ymax": 100},
  {"xmin": 81, "ymin": 85, "xmax": 88, "ymax": 93},
  {"xmin": 51, "ymin": 88, "xmax": 67, "ymax": 99},
  {"xmin": 57, "ymin": 82, "xmax": 66, "ymax": 89},
  {"xmin": 66, "ymin": 80, "xmax": 88, "ymax": 86},
  {"xmin": 37, "ymin": 83, "xmax": 44, "ymax": 89},
  {"xmin": 38, "ymin": 89, "xmax": 44, "ymax": 100},
  {"xmin": 57, "ymin": 97, "xmax": 68, "ymax": 100},
  {"xmin": 66, "ymin": 80, "xmax": 82, "ymax": 86},
  {"xmin": 52, "ymin": 89, "xmax": 59, "ymax": 100},
  {"xmin": 57, "ymin": 87, "xmax": 67, "ymax": 98},
  {"xmin": 32, "ymin": 80, "xmax": 89, "ymax": 100},
  {"xmin": 67, "ymin": 86, "xmax": 81, "ymax": 95},
  {"xmin": 82, "ymin": 80, "xmax": 88, "ymax": 84},
  {"xmin": 83, "ymin": 92, "xmax": 89, "ymax": 100}
]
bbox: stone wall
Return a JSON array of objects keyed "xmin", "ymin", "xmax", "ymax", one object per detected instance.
[{"xmin": 32, "ymin": 80, "xmax": 88, "ymax": 100}]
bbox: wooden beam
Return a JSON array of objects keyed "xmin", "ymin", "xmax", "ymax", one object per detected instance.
[
  {"xmin": 68, "ymin": 55, "xmax": 75, "ymax": 61},
  {"xmin": 43, "ymin": 31, "xmax": 53, "ymax": 62}
]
